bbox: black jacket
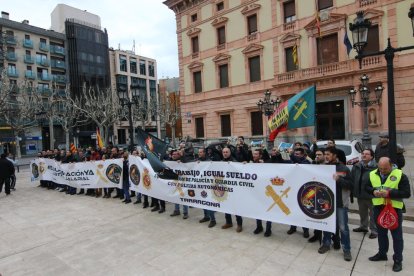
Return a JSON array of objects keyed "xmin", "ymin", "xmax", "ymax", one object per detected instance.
[
  {"xmin": 235, "ymin": 144, "xmax": 249, "ymax": 162},
  {"xmin": 333, "ymin": 162, "xmax": 353, "ymax": 208},
  {"xmin": 0, "ymin": 157, "xmax": 15, "ymax": 179},
  {"xmin": 351, "ymin": 160, "xmax": 377, "ymax": 200}
]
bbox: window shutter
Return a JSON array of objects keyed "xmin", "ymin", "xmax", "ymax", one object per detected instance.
[
  {"xmin": 221, "ymin": 114, "xmax": 231, "ymax": 137},
  {"xmin": 195, "ymin": 117, "xmax": 204, "ymax": 138},
  {"xmin": 318, "ymin": 0, "xmax": 333, "ymax": 10},
  {"xmin": 251, "ymin": 111, "xmax": 263, "ymax": 136},
  {"xmin": 249, "ymin": 56, "xmax": 261, "ymax": 82},
  {"xmin": 364, "ymin": 25, "xmax": 379, "ymax": 54},
  {"xmin": 247, "ymin": 14, "xmax": 257, "ymax": 34},
  {"xmin": 317, "ymin": 33, "xmax": 338, "ymax": 65},
  {"xmin": 284, "ymin": 1, "xmax": 295, "ymax": 19},
  {"xmin": 219, "ymin": 64, "xmax": 228, "ymax": 88}
]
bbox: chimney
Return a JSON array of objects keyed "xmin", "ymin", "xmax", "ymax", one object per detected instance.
[
  {"xmin": 22, "ymin": 19, "xmax": 29, "ymax": 24},
  {"xmin": 1, "ymin": 11, "xmax": 9, "ymax": 19}
]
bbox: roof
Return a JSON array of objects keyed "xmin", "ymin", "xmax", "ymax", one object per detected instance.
[{"xmin": 0, "ymin": 18, "xmax": 65, "ymax": 40}]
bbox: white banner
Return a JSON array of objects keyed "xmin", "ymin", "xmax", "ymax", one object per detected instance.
[
  {"xmin": 31, "ymin": 157, "xmax": 337, "ymax": 232},
  {"xmin": 31, "ymin": 158, "xmax": 123, "ymax": 189}
]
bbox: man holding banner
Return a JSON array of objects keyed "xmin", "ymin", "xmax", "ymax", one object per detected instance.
[{"xmin": 318, "ymin": 147, "xmax": 353, "ymax": 262}]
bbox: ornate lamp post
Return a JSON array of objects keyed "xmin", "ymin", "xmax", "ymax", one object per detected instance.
[
  {"xmin": 349, "ymin": 8, "xmax": 414, "ymax": 163},
  {"xmin": 257, "ymin": 90, "xmax": 282, "ymax": 148},
  {"xmin": 349, "ymin": 74, "xmax": 383, "ymax": 149}
]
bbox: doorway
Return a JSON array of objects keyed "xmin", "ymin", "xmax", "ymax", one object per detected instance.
[{"xmin": 316, "ymin": 100, "xmax": 345, "ymax": 140}]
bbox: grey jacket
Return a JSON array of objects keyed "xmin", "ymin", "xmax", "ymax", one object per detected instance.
[{"xmin": 351, "ymin": 160, "xmax": 377, "ymax": 200}]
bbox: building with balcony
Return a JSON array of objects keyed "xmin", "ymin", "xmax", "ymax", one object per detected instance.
[
  {"xmin": 164, "ymin": 0, "xmax": 414, "ymax": 148},
  {"xmin": 109, "ymin": 48, "xmax": 159, "ymax": 144},
  {"xmin": 0, "ymin": 11, "xmax": 68, "ymax": 154}
]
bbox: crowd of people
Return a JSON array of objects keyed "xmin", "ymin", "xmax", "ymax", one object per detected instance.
[{"xmin": 0, "ymin": 134, "xmax": 411, "ymax": 272}]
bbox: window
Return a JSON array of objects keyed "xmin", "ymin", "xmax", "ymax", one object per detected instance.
[
  {"xmin": 8, "ymin": 64, "xmax": 17, "ymax": 74},
  {"xmin": 219, "ymin": 64, "xmax": 228, "ymax": 88},
  {"xmin": 40, "ymin": 38, "xmax": 47, "ymax": 44},
  {"xmin": 283, "ymin": 1, "xmax": 296, "ymax": 23},
  {"xmin": 191, "ymin": 13, "xmax": 198, "ymax": 22},
  {"xmin": 193, "ymin": 71, "xmax": 202, "ymax": 93},
  {"xmin": 191, "ymin": 36, "xmax": 199, "ymax": 53},
  {"xmin": 216, "ymin": 2, "xmax": 224, "ymax": 11},
  {"xmin": 247, "ymin": 14, "xmax": 258, "ymax": 34},
  {"xmin": 119, "ymin": 55, "xmax": 127, "ymax": 72},
  {"xmin": 148, "ymin": 61, "xmax": 155, "ymax": 77},
  {"xmin": 139, "ymin": 59, "xmax": 146, "ymax": 75},
  {"xmin": 248, "ymin": 56, "xmax": 261, "ymax": 82},
  {"xmin": 195, "ymin": 117, "xmax": 204, "ymax": 138},
  {"xmin": 36, "ymin": 53, "xmax": 47, "ymax": 62},
  {"xmin": 317, "ymin": 33, "xmax": 338, "ymax": 65},
  {"xmin": 220, "ymin": 114, "xmax": 231, "ymax": 137},
  {"xmin": 88, "ymin": 53, "xmax": 94, "ymax": 62},
  {"xmin": 96, "ymin": 55, "xmax": 103, "ymax": 64},
  {"xmin": 26, "ymin": 50, "xmax": 30, "ymax": 55},
  {"xmin": 217, "ymin": 26, "xmax": 226, "ymax": 45},
  {"xmin": 364, "ymin": 25, "xmax": 379, "ymax": 54},
  {"xmin": 318, "ymin": 0, "xmax": 333, "ymax": 10},
  {"xmin": 285, "ymin": 47, "xmax": 297, "ymax": 72},
  {"xmin": 130, "ymin": 57, "xmax": 137, "ymax": 74},
  {"xmin": 251, "ymin": 111, "xmax": 263, "ymax": 136},
  {"xmin": 117, "ymin": 129, "xmax": 126, "ymax": 144}
]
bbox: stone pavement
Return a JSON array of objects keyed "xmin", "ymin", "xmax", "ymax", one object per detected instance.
[{"xmin": 1, "ymin": 169, "xmax": 414, "ymax": 276}]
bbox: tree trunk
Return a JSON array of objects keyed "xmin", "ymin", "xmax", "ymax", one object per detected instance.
[
  {"xmin": 15, "ymin": 135, "xmax": 22, "ymax": 158},
  {"xmin": 49, "ymin": 117, "xmax": 54, "ymax": 150}
]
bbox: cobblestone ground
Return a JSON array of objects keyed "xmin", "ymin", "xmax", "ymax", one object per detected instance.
[{"xmin": 0, "ymin": 168, "xmax": 413, "ymax": 276}]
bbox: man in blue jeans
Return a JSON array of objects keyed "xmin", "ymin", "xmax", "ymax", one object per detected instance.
[
  {"xmin": 366, "ymin": 157, "xmax": 411, "ymax": 272},
  {"xmin": 318, "ymin": 147, "xmax": 353, "ymax": 262}
]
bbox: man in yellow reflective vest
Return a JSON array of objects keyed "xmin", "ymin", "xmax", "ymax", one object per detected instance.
[{"xmin": 366, "ymin": 157, "xmax": 411, "ymax": 272}]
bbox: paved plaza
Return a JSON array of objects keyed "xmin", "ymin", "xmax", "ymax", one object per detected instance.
[{"xmin": 0, "ymin": 168, "xmax": 414, "ymax": 276}]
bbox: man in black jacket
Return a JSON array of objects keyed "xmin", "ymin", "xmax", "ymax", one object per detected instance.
[
  {"xmin": 352, "ymin": 149, "xmax": 378, "ymax": 239},
  {"xmin": 0, "ymin": 153, "xmax": 15, "ymax": 196},
  {"xmin": 375, "ymin": 134, "xmax": 405, "ymax": 169},
  {"xmin": 318, "ymin": 147, "xmax": 353, "ymax": 262}
]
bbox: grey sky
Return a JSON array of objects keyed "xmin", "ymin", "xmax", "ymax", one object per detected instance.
[{"xmin": 1, "ymin": 0, "xmax": 179, "ymax": 78}]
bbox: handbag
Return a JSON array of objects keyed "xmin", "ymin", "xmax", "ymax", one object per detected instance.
[{"xmin": 377, "ymin": 198, "xmax": 399, "ymax": 230}]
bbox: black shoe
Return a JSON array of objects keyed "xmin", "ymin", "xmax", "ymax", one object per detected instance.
[
  {"xmin": 151, "ymin": 206, "xmax": 160, "ymax": 212},
  {"xmin": 308, "ymin": 235, "xmax": 321, "ymax": 243},
  {"xmin": 369, "ymin": 233, "xmax": 378, "ymax": 239},
  {"xmin": 318, "ymin": 245, "xmax": 330, "ymax": 254},
  {"xmin": 134, "ymin": 199, "xmax": 142, "ymax": 204},
  {"xmin": 119, "ymin": 196, "xmax": 124, "ymax": 200},
  {"xmin": 393, "ymin": 261, "xmax": 402, "ymax": 272},
  {"xmin": 150, "ymin": 202, "xmax": 155, "ymax": 207},
  {"xmin": 77, "ymin": 191, "xmax": 84, "ymax": 195},
  {"xmin": 143, "ymin": 203, "xmax": 149, "ymax": 209},
  {"xmin": 333, "ymin": 241, "xmax": 341, "ymax": 250},
  {"xmin": 122, "ymin": 199, "xmax": 127, "ymax": 202},
  {"xmin": 113, "ymin": 195, "xmax": 120, "ymax": 199},
  {"xmin": 124, "ymin": 200, "xmax": 131, "ymax": 204},
  {"xmin": 287, "ymin": 228, "xmax": 296, "ymax": 235},
  {"xmin": 264, "ymin": 230, "xmax": 272, "ymax": 237},
  {"xmin": 353, "ymin": 227, "xmax": 368, "ymax": 233},
  {"xmin": 369, "ymin": 253, "xmax": 388, "ymax": 262},
  {"xmin": 199, "ymin": 217, "xmax": 210, "ymax": 223},
  {"xmin": 170, "ymin": 210, "xmax": 180, "ymax": 217},
  {"xmin": 158, "ymin": 208, "xmax": 165, "ymax": 214},
  {"xmin": 303, "ymin": 230, "xmax": 310, "ymax": 238},
  {"xmin": 208, "ymin": 221, "xmax": 216, "ymax": 228},
  {"xmin": 253, "ymin": 227, "xmax": 263, "ymax": 235}
]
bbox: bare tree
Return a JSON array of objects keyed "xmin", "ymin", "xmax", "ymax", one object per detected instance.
[
  {"xmin": 0, "ymin": 70, "xmax": 11, "ymax": 119},
  {"xmin": 71, "ymin": 86, "xmax": 122, "ymax": 144},
  {"xmin": 3, "ymin": 82, "xmax": 40, "ymax": 158},
  {"xmin": 160, "ymin": 92, "xmax": 181, "ymax": 147}
]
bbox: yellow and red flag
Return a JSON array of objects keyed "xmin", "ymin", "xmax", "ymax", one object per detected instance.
[
  {"xmin": 96, "ymin": 128, "xmax": 104, "ymax": 149},
  {"xmin": 70, "ymin": 143, "xmax": 77, "ymax": 154}
]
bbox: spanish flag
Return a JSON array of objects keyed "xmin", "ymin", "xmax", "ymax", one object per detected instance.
[
  {"xmin": 70, "ymin": 143, "xmax": 77, "ymax": 154},
  {"xmin": 96, "ymin": 128, "xmax": 104, "ymax": 149}
]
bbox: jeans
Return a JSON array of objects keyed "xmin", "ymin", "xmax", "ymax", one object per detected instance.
[
  {"xmin": 123, "ymin": 179, "xmax": 130, "ymax": 201},
  {"xmin": 225, "ymin": 214, "xmax": 242, "ymax": 226},
  {"xmin": 322, "ymin": 207, "xmax": 351, "ymax": 252},
  {"xmin": 374, "ymin": 206, "xmax": 404, "ymax": 262},
  {"xmin": 203, "ymin": 209, "xmax": 216, "ymax": 221},
  {"xmin": 174, "ymin": 204, "xmax": 188, "ymax": 214}
]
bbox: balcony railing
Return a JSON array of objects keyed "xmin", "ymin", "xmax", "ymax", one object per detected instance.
[
  {"xmin": 52, "ymin": 75, "xmax": 67, "ymax": 83},
  {"xmin": 38, "ymin": 73, "xmax": 52, "ymax": 81},
  {"xmin": 24, "ymin": 55, "xmax": 35, "ymax": 64},
  {"xmin": 6, "ymin": 52, "xmax": 17, "ymax": 61},
  {"xmin": 7, "ymin": 69, "xmax": 19, "ymax": 78},
  {"xmin": 247, "ymin": 32, "xmax": 258, "ymax": 41},
  {"xmin": 6, "ymin": 36, "xmax": 17, "ymax": 45},
  {"xmin": 283, "ymin": 21, "xmax": 296, "ymax": 32},
  {"xmin": 23, "ymin": 39, "xmax": 34, "ymax": 48},
  {"xmin": 50, "ymin": 45, "xmax": 65, "ymax": 55},
  {"xmin": 51, "ymin": 59, "xmax": 66, "ymax": 69},
  {"xmin": 276, "ymin": 58, "xmax": 385, "ymax": 85},
  {"xmin": 359, "ymin": 0, "xmax": 377, "ymax": 7},
  {"xmin": 37, "ymin": 87, "xmax": 51, "ymax": 96},
  {"xmin": 37, "ymin": 58, "xmax": 50, "ymax": 67},
  {"xmin": 39, "ymin": 42, "xmax": 49, "ymax": 52},
  {"xmin": 25, "ymin": 71, "xmax": 36, "ymax": 79}
]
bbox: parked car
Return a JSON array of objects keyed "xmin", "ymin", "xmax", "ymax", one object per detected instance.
[{"xmin": 313, "ymin": 140, "xmax": 364, "ymax": 166}]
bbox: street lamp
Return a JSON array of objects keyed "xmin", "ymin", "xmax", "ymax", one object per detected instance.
[
  {"xmin": 257, "ymin": 90, "xmax": 282, "ymax": 148},
  {"xmin": 349, "ymin": 74, "xmax": 383, "ymax": 149},
  {"xmin": 349, "ymin": 7, "xmax": 414, "ymax": 163}
]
